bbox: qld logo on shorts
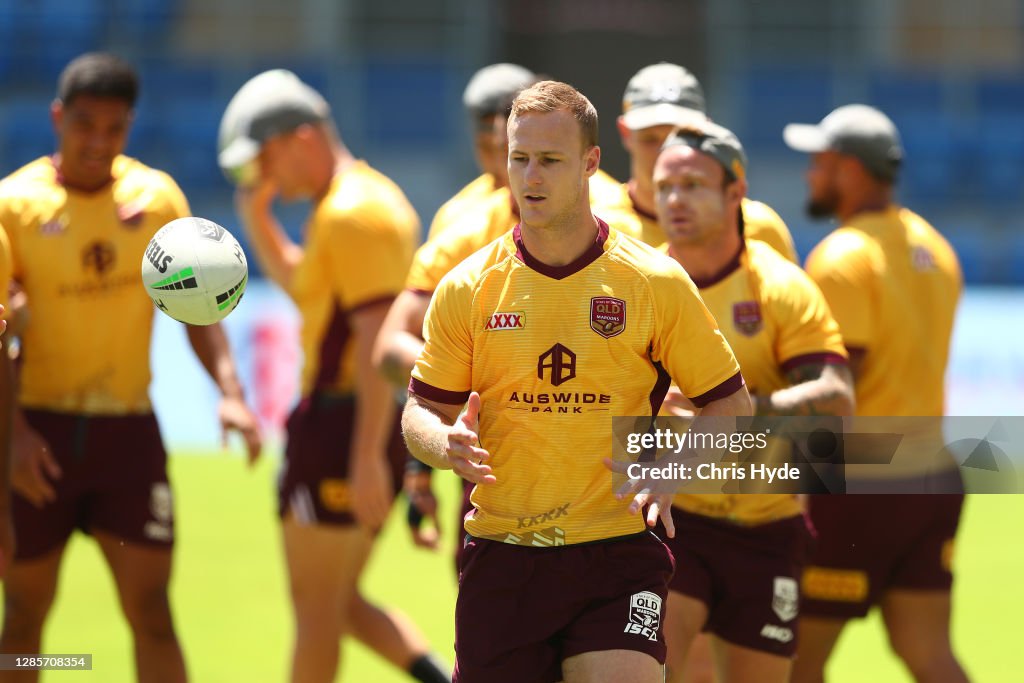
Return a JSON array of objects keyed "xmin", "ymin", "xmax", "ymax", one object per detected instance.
[
  {"xmin": 623, "ymin": 591, "xmax": 661, "ymax": 642},
  {"xmin": 485, "ymin": 311, "xmax": 524, "ymax": 331},
  {"xmin": 733, "ymin": 300, "xmax": 763, "ymax": 337},
  {"xmin": 772, "ymin": 576, "xmax": 799, "ymax": 622},
  {"xmin": 591, "ymin": 297, "xmax": 625, "ymax": 338}
]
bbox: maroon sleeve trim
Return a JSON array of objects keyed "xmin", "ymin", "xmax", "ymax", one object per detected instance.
[
  {"xmin": 779, "ymin": 352, "xmax": 849, "ymax": 374},
  {"xmin": 408, "ymin": 377, "xmax": 470, "ymax": 405},
  {"xmin": 348, "ymin": 294, "xmax": 397, "ymax": 315},
  {"xmin": 689, "ymin": 371, "xmax": 745, "ymax": 408}
]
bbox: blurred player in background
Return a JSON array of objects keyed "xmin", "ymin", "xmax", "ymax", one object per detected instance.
[
  {"xmin": 220, "ymin": 70, "xmax": 449, "ymax": 683},
  {"xmin": 0, "ymin": 53, "xmax": 262, "ymax": 683},
  {"xmin": 427, "ymin": 63, "xmax": 537, "ymax": 240},
  {"xmin": 653, "ymin": 123, "xmax": 854, "ymax": 683},
  {"xmin": 402, "ymin": 79, "xmax": 751, "ymax": 683},
  {"xmin": 784, "ymin": 105, "xmax": 968, "ymax": 683},
  {"xmin": 611, "ymin": 62, "xmax": 797, "ymax": 258}
]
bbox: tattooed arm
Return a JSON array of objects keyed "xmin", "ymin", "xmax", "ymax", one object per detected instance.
[{"xmin": 753, "ymin": 361, "xmax": 855, "ymax": 417}]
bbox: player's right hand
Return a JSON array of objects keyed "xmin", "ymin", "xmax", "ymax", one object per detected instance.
[
  {"xmin": 12, "ymin": 425, "xmax": 62, "ymax": 508},
  {"xmin": 234, "ymin": 177, "xmax": 279, "ymax": 222},
  {"xmin": 446, "ymin": 392, "xmax": 495, "ymax": 485},
  {"xmin": 404, "ymin": 470, "xmax": 440, "ymax": 550}
]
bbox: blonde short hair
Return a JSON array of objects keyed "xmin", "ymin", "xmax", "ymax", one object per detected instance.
[{"xmin": 509, "ymin": 80, "xmax": 599, "ymax": 148}]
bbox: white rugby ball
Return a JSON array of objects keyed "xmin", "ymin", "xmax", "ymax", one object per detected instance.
[{"xmin": 141, "ymin": 217, "xmax": 248, "ymax": 326}]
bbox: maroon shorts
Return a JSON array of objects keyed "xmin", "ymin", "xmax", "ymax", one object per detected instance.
[
  {"xmin": 660, "ymin": 508, "xmax": 812, "ymax": 656},
  {"xmin": 802, "ymin": 494, "xmax": 964, "ymax": 619},
  {"xmin": 12, "ymin": 410, "xmax": 173, "ymax": 561},
  {"xmin": 453, "ymin": 478, "xmax": 473, "ymax": 573},
  {"xmin": 279, "ymin": 394, "xmax": 406, "ymax": 525},
  {"xmin": 453, "ymin": 531, "xmax": 675, "ymax": 683}
]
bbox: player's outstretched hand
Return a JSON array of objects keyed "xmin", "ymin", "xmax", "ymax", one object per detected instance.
[
  {"xmin": 12, "ymin": 424, "xmax": 61, "ymax": 508},
  {"xmin": 404, "ymin": 469, "xmax": 440, "ymax": 550},
  {"xmin": 219, "ymin": 397, "xmax": 264, "ymax": 465},
  {"xmin": 446, "ymin": 392, "xmax": 495, "ymax": 485},
  {"xmin": 351, "ymin": 450, "xmax": 394, "ymax": 531}
]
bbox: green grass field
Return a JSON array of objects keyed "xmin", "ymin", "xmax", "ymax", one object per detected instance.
[{"xmin": 14, "ymin": 453, "xmax": 1024, "ymax": 682}]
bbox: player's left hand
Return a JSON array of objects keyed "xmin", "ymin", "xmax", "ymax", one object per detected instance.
[
  {"xmin": 351, "ymin": 451, "xmax": 394, "ymax": 531},
  {"xmin": 218, "ymin": 397, "xmax": 263, "ymax": 464}
]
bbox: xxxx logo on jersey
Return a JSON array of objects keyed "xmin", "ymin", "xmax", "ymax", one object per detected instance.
[{"xmin": 485, "ymin": 311, "xmax": 524, "ymax": 331}]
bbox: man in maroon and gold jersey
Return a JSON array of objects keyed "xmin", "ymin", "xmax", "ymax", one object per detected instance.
[
  {"xmin": 403, "ymin": 80, "xmax": 751, "ymax": 683},
  {"xmin": 652, "ymin": 122, "xmax": 854, "ymax": 683},
  {"xmin": 0, "ymin": 53, "xmax": 262, "ymax": 683},
  {"xmin": 784, "ymin": 105, "xmax": 967, "ymax": 683},
  {"xmin": 221, "ymin": 70, "xmax": 449, "ymax": 683},
  {"xmin": 608, "ymin": 62, "xmax": 798, "ymax": 260}
]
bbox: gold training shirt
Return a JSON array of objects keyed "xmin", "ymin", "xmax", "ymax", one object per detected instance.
[
  {"xmin": 666, "ymin": 240, "xmax": 847, "ymax": 524},
  {"xmin": 426, "ymin": 173, "xmax": 496, "ymax": 241},
  {"xmin": 804, "ymin": 206, "xmax": 961, "ymax": 417},
  {"xmin": 289, "ymin": 161, "xmax": 419, "ymax": 398},
  {"xmin": 411, "ymin": 221, "xmax": 742, "ymax": 546},
  {"xmin": 0, "ymin": 225, "xmax": 11, "ymax": 313},
  {"xmin": 0, "ymin": 156, "xmax": 189, "ymax": 414}
]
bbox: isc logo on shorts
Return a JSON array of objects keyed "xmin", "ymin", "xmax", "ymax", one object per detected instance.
[
  {"xmin": 623, "ymin": 591, "xmax": 661, "ymax": 642},
  {"xmin": 760, "ymin": 624, "xmax": 794, "ymax": 643}
]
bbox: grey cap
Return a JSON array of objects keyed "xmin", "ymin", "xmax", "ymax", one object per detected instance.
[
  {"xmin": 462, "ymin": 63, "xmax": 536, "ymax": 122},
  {"xmin": 621, "ymin": 62, "xmax": 706, "ymax": 130},
  {"xmin": 783, "ymin": 104, "xmax": 903, "ymax": 182},
  {"xmin": 661, "ymin": 120, "xmax": 747, "ymax": 182},
  {"xmin": 218, "ymin": 69, "xmax": 330, "ymax": 176}
]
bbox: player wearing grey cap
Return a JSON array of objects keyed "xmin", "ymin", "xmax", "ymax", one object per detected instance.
[
  {"xmin": 652, "ymin": 122, "xmax": 853, "ymax": 683},
  {"xmin": 784, "ymin": 105, "xmax": 967, "ymax": 683},
  {"xmin": 611, "ymin": 63, "xmax": 798, "ymax": 258},
  {"xmin": 220, "ymin": 70, "xmax": 449, "ymax": 683},
  {"xmin": 425, "ymin": 63, "xmax": 538, "ymax": 240}
]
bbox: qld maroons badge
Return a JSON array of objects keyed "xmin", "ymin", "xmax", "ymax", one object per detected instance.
[
  {"xmin": 590, "ymin": 297, "xmax": 625, "ymax": 338},
  {"xmin": 733, "ymin": 300, "xmax": 763, "ymax": 336}
]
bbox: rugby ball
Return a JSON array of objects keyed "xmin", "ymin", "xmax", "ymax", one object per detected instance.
[{"xmin": 141, "ymin": 217, "xmax": 248, "ymax": 325}]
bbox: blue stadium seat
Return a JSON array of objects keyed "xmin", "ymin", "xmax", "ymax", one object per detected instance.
[
  {"xmin": 889, "ymin": 111, "xmax": 963, "ymax": 204},
  {"xmin": 139, "ymin": 59, "xmax": 220, "ymax": 102},
  {"xmin": 157, "ymin": 98, "xmax": 230, "ymax": 201},
  {"xmin": 976, "ymin": 74, "xmax": 1024, "ymax": 115},
  {"xmin": 742, "ymin": 65, "xmax": 833, "ymax": 152},
  {"xmin": 0, "ymin": 98, "xmax": 54, "ymax": 174},
  {"xmin": 364, "ymin": 58, "xmax": 452, "ymax": 146},
  {"xmin": 945, "ymin": 229, "xmax": 990, "ymax": 285},
  {"xmin": 867, "ymin": 69, "xmax": 944, "ymax": 117},
  {"xmin": 33, "ymin": 0, "xmax": 106, "ymax": 82},
  {"xmin": 974, "ymin": 114, "xmax": 1024, "ymax": 204}
]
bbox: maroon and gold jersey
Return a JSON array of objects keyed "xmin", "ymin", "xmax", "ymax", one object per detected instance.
[
  {"xmin": 411, "ymin": 221, "xmax": 742, "ymax": 546},
  {"xmin": 664, "ymin": 239, "xmax": 847, "ymax": 524},
  {"xmin": 0, "ymin": 156, "xmax": 188, "ymax": 413},
  {"xmin": 0, "ymin": 224, "xmax": 11, "ymax": 314},
  {"xmin": 804, "ymin": 206, "xmax": 960, "ymax": 416},
  {"xmin": 288, "ymin": 161, "xmax": 419, "ymax": 397},
  {"xmin": 426, "ymin": 172, "xmax": 497, "ymax": 241}
]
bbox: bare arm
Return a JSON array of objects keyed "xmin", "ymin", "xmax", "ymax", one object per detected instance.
[
  {"xmin": 402, "ymin": 392, "xmax": 495, "ymax": 484},
  {"xmin": 347, "ymin": 300, "xmax": 404, "ymax": 527},
  {"xmin": 235, "ymin": 181, "xmax": 304, "ymax": 291},
  {"xmin": 186, "ymin": 323, "xmax": 262, "ymax": 461},
  {"xmin": 372, "ymin": 289, "xmax": 430, "ymax": 388},
  {"xmin": 754, "ymin": 363, "xmax": 855, "ymax": 417},
  {"xmin": 698, "ymin": 384, "xmax": 754, "ymax": 417}
]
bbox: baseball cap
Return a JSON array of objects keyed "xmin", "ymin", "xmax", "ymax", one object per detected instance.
[
  {"xmin": 661, "ymin": 120, "xmax": 747, "ymax": 182},
  {"xmin": 463, "ymin": 63, "xmax": 537, "ymax": 125},
  {"xmin": 218, "ymin": 69, "xmax": 330, "ymax": 183},
  {"xmin": 621, "ymin": 62, "xmax": 706, "ymax": 131},
  {"xmin": 783, "ymin": 104, "xmax": 903, "ymax": 182}
]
